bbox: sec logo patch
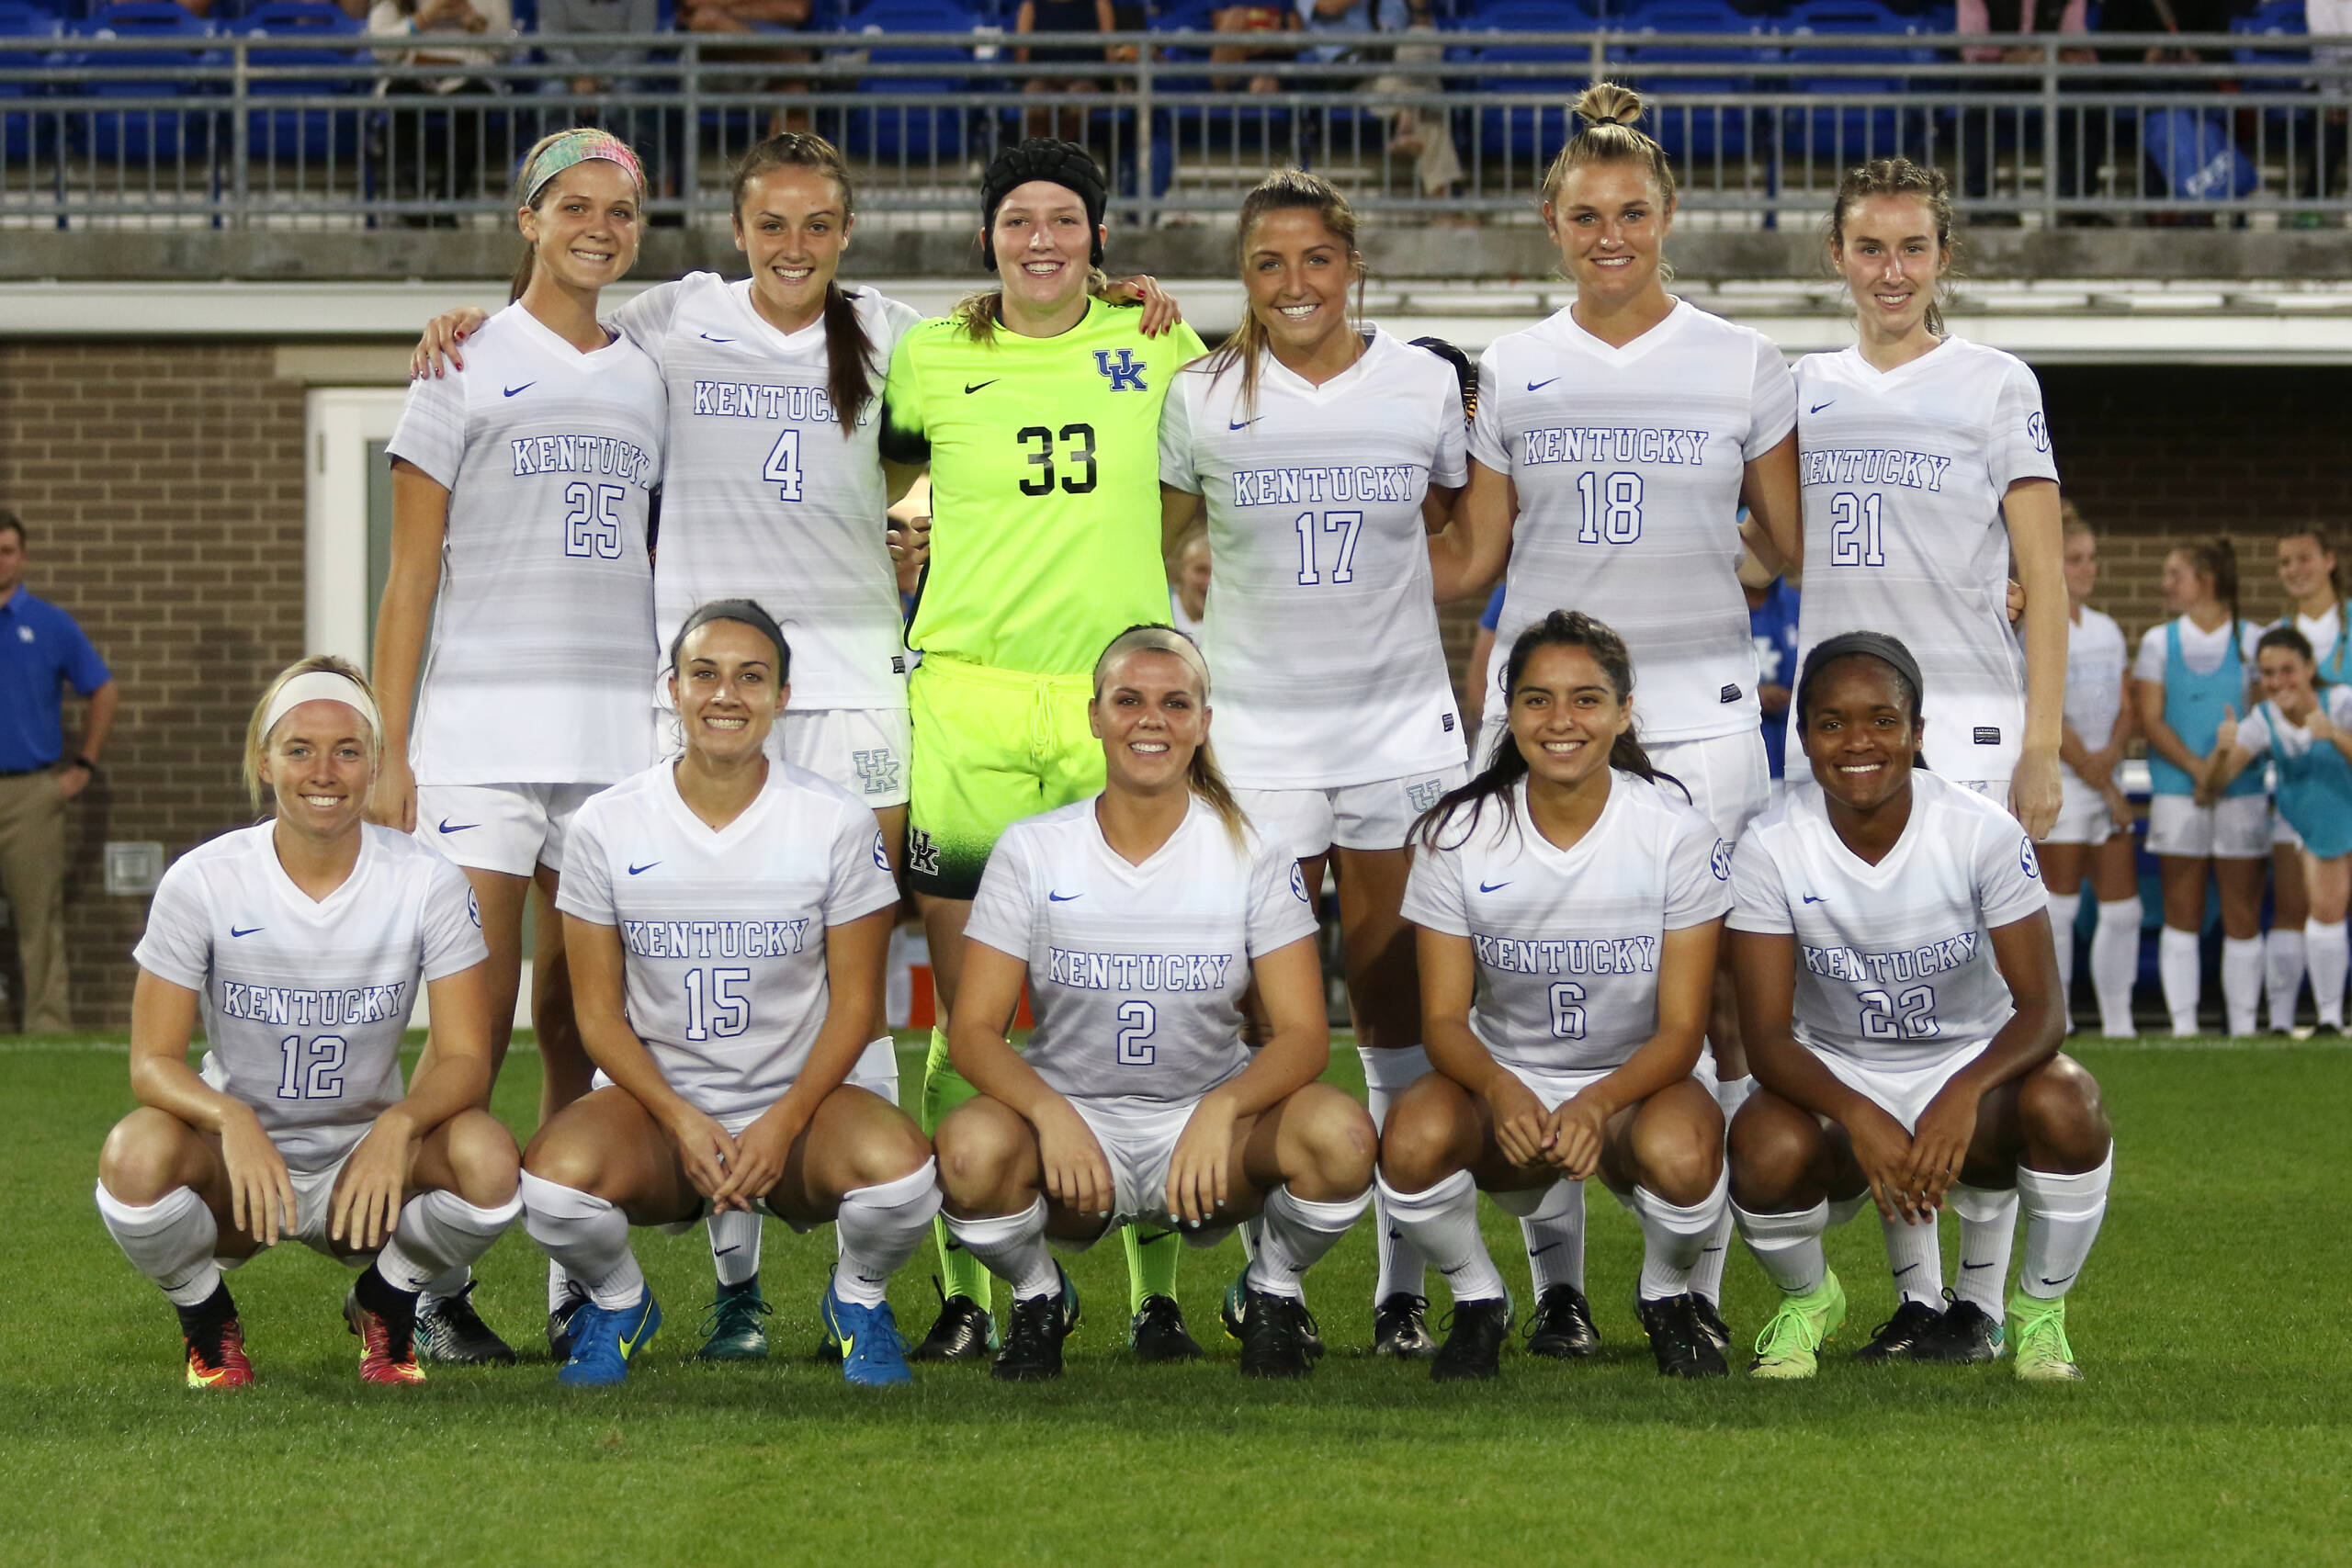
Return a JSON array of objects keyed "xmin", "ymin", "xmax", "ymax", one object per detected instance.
[
  {"xmin": 1290, "ymin": 863, "xmax": 1311, "ymax": 905},
  {"xmin": 2020, "ymin": 836, "xmax": 2041, "ymax": 881}
]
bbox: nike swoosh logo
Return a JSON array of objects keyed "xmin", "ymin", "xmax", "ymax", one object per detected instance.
[
  {"xmin": 1961, "ymin": 1259, "xmax": 1996, "ymax": 1271},
  {"xmin": 1048, "ymin": 891, "xmax": 1081, "ymax": 902},
  {"xmin": 616, "ymin": 1314, "xmax": 648, "ymax": 1357},
  {"xmin": 1528, "ymin": 1241, "xmax": 1562, "ymax": 1258},
  {"xmin": 230, "ymin": 925, "xmax": 263, "ymax": 938},
  {"xmin": 1894, "ymin": 1263, "xmax": 1920, "ymax": 1278},
  {"xmin": 2039, "ymin": 1274, "xmax": 2075, "ymax": 1288},
  {"xmin": 964, "ymin": 379, "xmax": 999, "ymax": 394},
  {"xmin": 713, "ymin": 1246, "xmax": 739, "ymax": 1257},
  {"xmin": 1478, "ymin": 879, "xmax": 1512, "ymax": 893},
  {"xmin": 856, "ymin": 1273, "xmax": 888, "ymax": 1284},
  {"xmin": 699, "ymin": 333, "xmax": 734, "ymax": 343},
  {"xmin": 503, "ymin": 382, "xmax": 534, "ymax": 398},
  {"xmin": 1526, "ymin": 377, "xmax": 1560, "ymax": 391},
  {"xmin": 628, "ymin": 862, "xmax": 661, "ymax": 875},
  {"xmin": 437, "ymin": 819, "xmax": 478, "ymax": 834},
  {"xmin": 1228, "ymin": 417, "xmax": 1263, "ymax": 431},
  {"xmin": 1808, "ymin": 400, "xmax": 1835, "ymax": 413},
  {"xmin": 1438, "ymin": 1263, "xmax": 1471, "ymax": 1276},
  {"xmin": 1802, "ymin": 894, "xmax": 1826, "ymax": 904}
]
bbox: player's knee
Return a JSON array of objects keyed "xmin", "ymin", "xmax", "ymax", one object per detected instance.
[
  {"xmin": 521, "ymin": 1127, "xmax": 608, "ymax": 1198},
  {"xmin": 2018, "ymin": 1055, "xmax": 2109, "ymax": 1166},
  {"xmin": 1295, "ymin": 1093, "xmax": 1377, "ymax": 1194},
  {"xmin": 444, "ymin": 1110, "xmax": 522, "ymax": 1205},
  {"xmin": 1374, "ymin": 1094, "xmax": 1456, "ymax": 1192},
  {"xmin": 850, "ymin": 1106, "xmax": 934, "ymax": 1188},
  {"xmin": 933, "ymin": 1109, "xmax": 1018, "ymax": 1208},
  {"xmin": 1726, "ymin": 1098, "xmax": 1815, "ymax": 1203},
  {"xmin": 96, "ymin": 1109, "xmax": 185, "ymax": 1205},
  {"xmin": 1633, "ymin": 1112, "xmax": 1722, "ymax": 1207}
]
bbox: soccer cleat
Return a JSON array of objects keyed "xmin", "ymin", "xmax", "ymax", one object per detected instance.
[
  {"xmin": 413, "ymin": 1280, "xmax": 517, "ymax": 1366},
  {"xmin": 558, "ymin": 1292, "xmax": 662, "ymax": 1388},
  {"xmin": 1692, "ymin": 1294, "xmax": 1732, "ymax": 1355},
  {"xmin": 547, "ymin": 1276, "xmax": 590, "ymax": 1362},
  {"xmin": 1637, "ymin": 1292, "xmax": 1729, "ymax": 1378},
  {"xmin": 1236, "ymin": 1289, "xmax": 1324, "ymax": 1380},
  {"xmin": 691, "ymin": 1276, "xmax": 773, "ymax": 1362},
  {"xmin": 1911, "ymin": 1295, "xmax": 2007, "ymax": 1364},
  {"xmin": 344, "ymin": 1283, "xmax": 427, "ymax": 1387},
  {"xmin": 820, "ymin": 1286, "xmax": 914, "ymax": 1387},
  {"xmin": 1522, "ymin": 1283, "xmax": 1601, "ymax": 1359},
  {"xmin": 1128, "ymin": 1293, "xmax": 1202, "ymax": 1363},
  {"xmin": 1430, "ymin": 1292, "xmax": 1515, "ymax": 1382},
  {"xmin": 177, "ymin": 1285, "xmax": 254, "ymax": 1390},
  {"xmin": 2007, "ymin": 1294, "xmax": 2083, "ymax": 1382},
  {"xmin": 910, "ymin": 1281, "xmax": 997, "ymax": 1363},
  {"xmin": 992, "ymin": 1267, "xmax": 1081, "ymax": 1383},
  {"xmin": 1852, "ymin": 1298, "xmax": 1946, "ymax": 1364},
  {"xmin": 1373, "ymin": 1292, "xmax": 1439, "ymax": 1359},
  {"xmin": 1748, "ymin": 1269, "xmax": 1847, "ymax": 1381},
  {"xmin": 1222, "ymin": 1268, "xmax": 1324, "ymax": 1357}
]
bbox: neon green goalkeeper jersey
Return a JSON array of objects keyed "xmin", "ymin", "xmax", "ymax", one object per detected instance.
[{"xmin": 880, "ymin": 300, "xmax": 1207, "ymax": 677}]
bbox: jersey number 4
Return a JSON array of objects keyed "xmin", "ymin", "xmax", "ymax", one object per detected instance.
[
  {"xmin": 1016, "ymin": 424, "xmax": 1098, "ymax": 496},
  {"xmin": 763, "ymin": 429, "xmax": 805, "ymax": 502}
]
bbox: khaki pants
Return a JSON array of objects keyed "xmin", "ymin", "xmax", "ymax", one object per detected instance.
[{"xmin": 0, "ymin": 772, "xmax": 70, "ymax": 1033}]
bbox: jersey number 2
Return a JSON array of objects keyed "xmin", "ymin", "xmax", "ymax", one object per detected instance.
[{"xmin": 1115, "ymin": 999, "xmax": 1157, "ymax": 1066}]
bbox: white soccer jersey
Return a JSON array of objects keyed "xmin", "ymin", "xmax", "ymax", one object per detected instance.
[
  {"xmin": 131, "ymin": 824, "xmax": 487, "ymax": 1171},
  {"xmin": 1728, "ymin": 771, "xmax": 2049, "ymax": 1070},
  {"xmin": 1792, "ymin": 338, "xmax": 2060, "ymax": 778},
  {"xmin": 1402, "ymin": 772, "xmax": 1731, "ymax": 1075},
  {"xmin": 388, "ymin": 301, "xmax": 666, "ymax": 786},
  {"xmin": 1469, "ymin": 299, "xmax": 1796, "ymax": 744},
  {"xmin": 2060, "ymin": 605, "xmax": 2128, "ymax": 791},
  {"xmin": 557, "ymin": 759, "xmax": 900, "ymax": 1122},
  {"xmin": 2234, "ymin": 684, "xmax": 2352, "ymax": 761},
  {"xmin": 609, "ymin": 276, "xmax": 922, "ymax": 712},
  {"xmin": 963, "ymin": 795, "xmax": 1319, "ymax": 1105},
  {"xmin": 1160, "ymin": 328, "xmax": 1469, "ymax": 787}
]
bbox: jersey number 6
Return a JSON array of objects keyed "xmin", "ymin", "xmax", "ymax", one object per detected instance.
[{"xmin": 1016, "ymin": 424, "xmax": 1098, "ymax": 496}]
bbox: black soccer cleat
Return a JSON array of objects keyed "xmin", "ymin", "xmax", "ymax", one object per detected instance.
[
  {"xmin": 1236, "ymin": 1289, "xmax": 1324, "ymax": 1380},
  {"xmin": 1692, "ymin": 1293, "xmax": 1732, "ymax": 1355},
  {"xmin": 547, "ymin": 1276, "xmax": 589, "ymax": 1363},
  {"xmin": 1373, "ymin": 1292, "xmax": 1439, "ymax": 1359},
  {"xmin": 1852, "ymin": 1298, "xmax": 1946, "ymax": 1364},
  {"xmin": 1430, "ymin": 1295, "xmax": 1515, "ymax": 1382},
  {"xmin": 413, "ymin": 1280, "xmax": 517, "ymax": 1366},
  {"xmin": 1523, "ymin": 1283, "xmax": 1602, "ymax": 1359},
  {"xmin": 910, "ymin": 1282, "xmax": 999, "ymax": 1364},
  {"xmin": 992, "ymin": 1268, "xmax": 1081, "ymax": 1383},
  {"xmin": 1637, "ymin": 1292, "xmax": 1729, "ymax": 1379},
  {"xmin": 1128, "ymin": 1293, "xmax": 1203, "ymax": 1363},
  {"xmin": 1910, "ymin": 1297, "xmax": 2007, "ymax": 1364}
]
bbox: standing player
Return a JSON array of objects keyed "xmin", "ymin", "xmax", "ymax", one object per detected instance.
[
  {"xmin": 878, "ymin": 140, "xmax": 1211, "ymax": 1361},
  {"xmin": 96, "ymin": 659, "xmax": 521, "ymax": 1387},
  {"xmin": 2259, "ymin": 529, "xmax": 2346, "ymax": 1030},
  {"xmin": 522, "ymin": 602, "xmax": 937, "ymax": 1387},
  {"xmin": 370, "ymin": 129, "xmax": 665, "ymax": 1360},
  {"xmin": 1428, "ymin": 83, "xmax": 1803, "ymax": 1348},
  {"xmin": 2136, "ymin": 540, "xmax": 2266, "ymax": 1038},
  {"xmin": 2041, "ymin": 511, "xmax": 2142, "ymax": 1039},
  {"xmin": 1728, "ymin": 634, "xmax": 2112, "ymax": 1382},
  {"xmin": 1380, "ymin": 612, "xmax": 1733, "ymax": 1381},
  {"xmin": 1159, "ymin": 168, "xmax": 1468, "ymax": 1356},
  {"xmin": 935, "ymin": 626, "xmax": 1374, "ymax": 1381}
]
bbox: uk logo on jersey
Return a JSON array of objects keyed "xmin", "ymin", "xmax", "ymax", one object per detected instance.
[
  {"xmin": 1406, "ymin": 776, "xmax": 1451, "ymax": 813},
  {"xmin": 854, "ymin": 748, "xmax": 902, "ymax": 798},
  {"xmin": 1093, "ymin": 349, "xmax": 1147, "ymax": 392}
]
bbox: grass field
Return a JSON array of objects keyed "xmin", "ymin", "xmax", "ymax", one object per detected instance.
[{"xmin": 8, "ymin": 1033, "xmax": 2351, "ymax": 1567}]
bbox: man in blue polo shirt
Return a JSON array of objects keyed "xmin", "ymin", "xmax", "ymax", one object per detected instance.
[{"xmin": 0, "ymin": 512, "xmax": 115, "ymax": 1033}]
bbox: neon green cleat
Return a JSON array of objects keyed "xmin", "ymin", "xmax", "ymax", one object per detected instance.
[
  {"xmin": 2007, "ymin": 1293, "xmax": 2084, "ymax": 1382},
  {"xmin": 1748, "ymin": 1270, "xmax": 1847, "ymax": 1380}
]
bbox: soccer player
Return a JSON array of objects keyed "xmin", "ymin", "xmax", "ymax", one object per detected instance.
[
  {"xmin": 878, "ymin": 139, "xmax": 1211, "ymax": 1362},
  {"xmin": 934, "ymin": 626, "xmax": 1374, "ymax": 1381},
  {"xmin": 1728, "ymin": 633, "xmax": 2112, "ymax": 1382},
  {"xmin": 2198, "ymin": 627, "xmax": 2352, "ymax": 1035},
  {"xmin": 1158, "ymin": 168, "xmax": 1468, "ymax": 1356},
  {"xmin": 2259, "ymin": 528, "xmax": 2346, "ymax": 1030},
  {"xmin": 521, "ymin": 601, "xmax": 937, "ymax": 1387},
  {"xmin": 96, "ymin": 659, "xmax": 521, "ymax": 1388},
  {"xmin": 1379, "ymin": 612, "xmax": 1734, "ymax": 1381},
  {"xmin": 369, "ymin": 129, "xmax": 666, "ymax": 1360},
  {"xmin": 2136, "ymin": 540, "xmax": 2266, "ymax": 1038},
  {"xmin": 2041, "ymin": 510, "xmax": 2142, "ymax": 1040},
  {"xmin": 1428, "ymin": 83, "xmax": 1802, "ymax": 1348}
]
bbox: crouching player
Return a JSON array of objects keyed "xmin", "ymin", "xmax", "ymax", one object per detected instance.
[
  {"xmin": 521, "ymin": 602, "xmax": 938, "ymax": 1387},
  {"xmin": 1379, "ymin": 612, "xmax": 1734, "ymax": 1382},
  {"xmin": 96, "ymin": 658, "xmax": 522, "ymax": 1388},
  {"xmin": 935, "ymin": 626, "xmax": 1375, "ymax": 1381},
  {"xmin": 1727, "ymin": 633, "xmax": 2114, "ymax": 1382}
]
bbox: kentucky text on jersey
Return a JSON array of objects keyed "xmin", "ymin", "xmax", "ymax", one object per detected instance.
[
  {"xmin": 218, "ymin": 980, "xmax": 410, "ymax": 1028},
  {"xmin": 1048, "ymin": 948, "xmax": 1236, "ymax": 992},
  {"xmin": 1228, "ymin": 464, "xmax": 1423, "ymax": 506},
  {"xmin": 689, "ymin": 379, "xmax": 856, "ymax": 426},
  {"xmin": 1801, "ymin": 931, "xmax": 1980, "ymax": 984},
  {"xmin": 1518, "ymin": 427, "xmax": 1710, "ymax": 467},
  {"xmin": 1475, "ymin": 933, "xmax": 1660, "ymax": 976},
  {"xmin": 507, "ymin": 434, "xmax": 657, "ymax": 487},
  {"xmin": 1801, "ymin": 447, "xmax": 1954, "ymax": 491},
  {"xmin": 622, "ymin": 919, "xmax": 810, "ymax": 960}
]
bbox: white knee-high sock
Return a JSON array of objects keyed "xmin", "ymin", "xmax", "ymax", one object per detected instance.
[
  {"xmin": 2046, "ymin": 891, "xmax": 2081, "ymax": 1025},
  {"xmin": 1883, "ymin": 1212, "xmax": 1944, "ymax": 1307},
  {"xmin": 519, "ymin": 1173, "xmax": 643, "ymax": 1311},
  {"xmin": 1691, "ymin": 1074, "xmax": 1755, "ymax": 1304},
  {"xmin": 2092, "ymin": 897, "xmax": 2143, "ymax": 1037},
  {"xmin": 1949, "ymin": 1183, "xmax": 2019, "ymax": 1317},
  {"xmin": 708, "ymin": 1206, "xmax": 763, "ymax": 1287},
  {"xmin": 832, "ymin": 1160, "xmax": 942, "ymax": 1308},
  {"xmin": 1513, "ymin": 1179, "xmax": 1586, "ymax": 1295},
  {"xmin": 1734, "ymin": 1199, "xmax": 1830, "ymax": 1296},
  {"xmin": 2306, "ymin": 919, "xmax": 2348, "ymax": 1027},
  {"xmin": 2016, "ymin": 1151, "xmax": 2112, "ymax": 1302},
  {"xmin": 95, "ymin": 1182, "xmax": 221, "ymax": 1308},
  {"xmin": 1360, "ymin": 1044, "xmax": 1430, "ymax": 1302},
  {"xmin": 1634, "ymin": 1168, "xmax": 1729, "ymax": 1302},
  {"xmin": 2266, "ymin": 927, "xmax": 2307, "ymax": 1032},
  {"xmin": 1377, "ymin": 1169, "xmax": 1505, "ymax": 1304},
  {"xmin": 376, "ymin": 1190, "xmax": 524, "ymax": 1295},
  {"xmin": 1250, "ymin": 1184, "xmax": 1372, "ymax": 1300},
  {"xmin": 2222, "ymin": 935, "xmax": 2264, "ymax": 1037},
  {"xmin": 944, "ymin": 1198, "xmax": 1058, "ymax": 1300},
  {"xmin": 2159, "ymin": 927, "xmax": 2201, "ymax": 1036}
]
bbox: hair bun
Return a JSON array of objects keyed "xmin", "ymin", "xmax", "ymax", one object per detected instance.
[{"xmin": 1571, "ymin": 83, "xmax": 1645, "ymax": 130}]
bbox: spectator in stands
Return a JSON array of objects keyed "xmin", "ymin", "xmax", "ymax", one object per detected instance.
[
  {"xmin": 1211, "ymin": 1, "xmax": 1300, "ymax": 96},
  {"xmin": 1359, "ymin": 0, "xmax": 1463, "ymax": 200},
  {"xmin": 0, "ymin": 512, "xmax": 116, "ymax": 1035},
  {"xmin": 537, "ymin": 0, "xmax": 660, "ymax": 98},
  {"xmin": 2098, "ymin": 0, "xmax": 2237, "ymax": 224},
  {"xmin": 368, "ymin": 0, "xmax": 514, "ymax": 226},
  {"xmin": 2298, "ymin": 0, "xmax": 2351, "ymax": 207},
  {"xmin": 1017, "ymin": 0, "xmax": 1115, "ymax": 141},
  {"xmin": 681, "ymin": 0, "xmax": 816, "ymax": 136},
  {"xmin": 1953, "ymin": 0, "xmax": 2097, "ymax": 215}
]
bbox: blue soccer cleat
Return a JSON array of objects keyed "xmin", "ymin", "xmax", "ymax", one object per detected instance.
[
  {"xmin": 558, "ymin": 1292, "xmax": 662, "ymax": 1388},
  {"xmin": 821, "ymin": 1285, "xmax": 914, "ymax": 1387}
]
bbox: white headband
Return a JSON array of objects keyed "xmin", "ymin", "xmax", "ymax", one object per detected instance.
[{"xmin": 261, "ymin": 671, "xmax": 381, "ymax": 747}]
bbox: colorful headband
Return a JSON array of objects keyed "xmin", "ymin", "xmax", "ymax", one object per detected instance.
[
  {"xmin": 519, "ymin": 129, "xmax": 645, "ymax": 208},
  {"xmin": 262, "ymin": 671, "xmax": 381, "ymax": 747}
]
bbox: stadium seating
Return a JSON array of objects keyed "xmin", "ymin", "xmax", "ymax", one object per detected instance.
[
  {"xmin": 0, "ymin": 1, "xmax": 62, "ymax": 162},
  {"xmin": 1617, "ymin": 0, "xmax": 1761, "ymax": 163},
  {"xmin": 1464, "ymin": 0, "xmax": 1602, "ymax": 159},
  {"xmin": 70, "ymin": 1, "xmax": 217, "ymax": 163},
  {"xmin": 1771, "ymin": 0, "xmax": 1930, "ymax": 162},
  {"xmin": 846, "ymin": 0, "xmax": 976, "ymax": 157},
  {"xmin": 237, "ymin": 0, "xmax": 363, "ymax": 163}
]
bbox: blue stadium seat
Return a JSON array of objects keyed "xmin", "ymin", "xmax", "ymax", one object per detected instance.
[
  {"xmin": 238, "ymin": 0, "xmax": 364, "ymax": 163},
  {"xmin": 2233, "ymin": 0, "xmax": 2309, "ymax": 86},
  {"xmin": 1771, "ymin": 0, "xmax": 1929, "ymax": 162},
  {"xmin": 0, "ymin": 0, "xmax": 63, "ymax": 162},
  {"xmin": 1464, "ymin": 0, "xmax": 1601, "ymax": 160},
  {"xmin": 1617, "ymin": 0, "xmax": 1761, "ymax": 162},
  {"xmin": 71, "ymin": 2, "xmax": 218, "ymax": 163},
  {"xmin": 847, "ymin": 0, "xmax": 976, "ymax": 158},
  {"xmin": 1148, "ymin": 0, "xmax": 1295, "ymax": 159}
]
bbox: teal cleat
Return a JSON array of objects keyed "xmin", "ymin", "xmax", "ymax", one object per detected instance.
[
  {"xmin": 558, "ymin": 1292, "xmax": 662, "ymax": 1388},
  {"xmin": 821, "ymin": 1286, "xmax": 914, "ymax": 1387},
  {"xmin": 692, "ymin": 1277, "xmax": 773, "ymax": 1362}
]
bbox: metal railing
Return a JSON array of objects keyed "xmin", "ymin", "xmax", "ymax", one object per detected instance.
[{"xmin": 0, "ymin": 29, "xmax": 2345, "ymax": 229}]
